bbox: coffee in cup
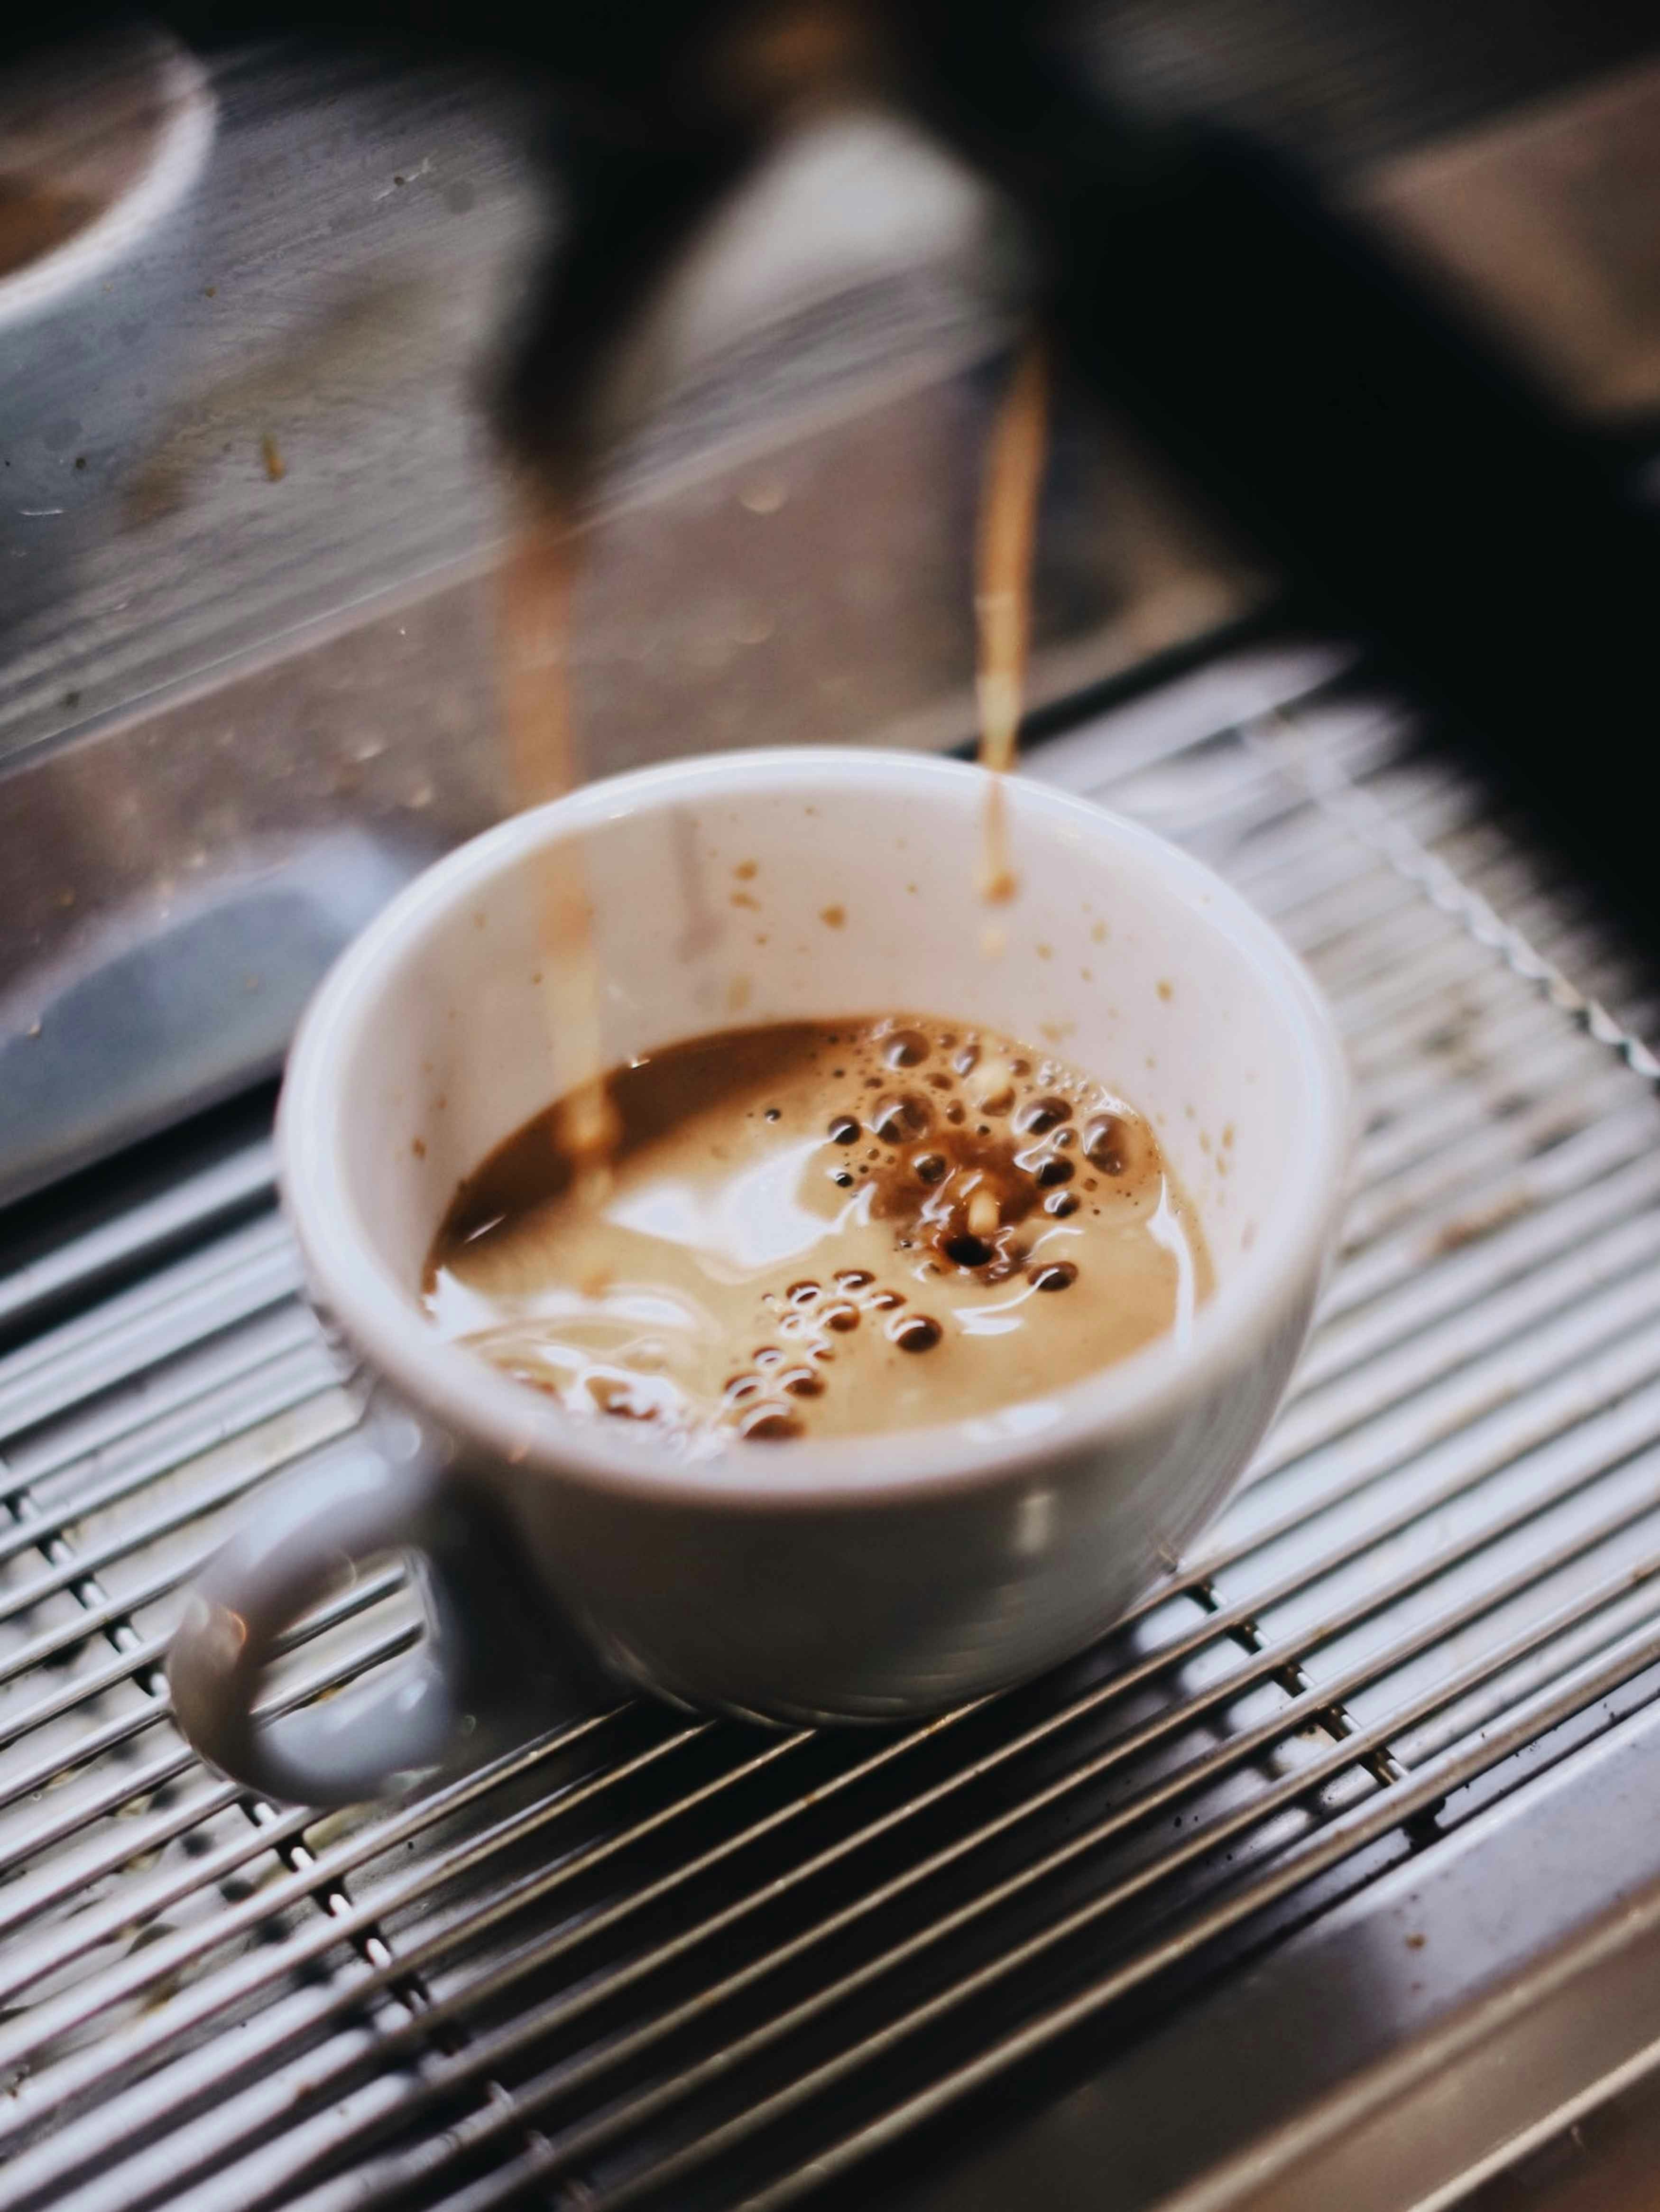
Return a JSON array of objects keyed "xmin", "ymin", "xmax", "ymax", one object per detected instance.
[{"xmin": 426, "ymin": 1013, "xmax": 1210, "ymax": 1452}]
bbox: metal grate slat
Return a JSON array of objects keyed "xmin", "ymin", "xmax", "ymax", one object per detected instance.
[{"xmin": 0, "ymin": 1141, "xmax": 276, "ymax": 1341}]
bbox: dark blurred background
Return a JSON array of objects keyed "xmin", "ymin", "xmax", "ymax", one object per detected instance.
[{"xmin": 3, "ymin": 0, "xmax": 1660, "ymax": 1199}]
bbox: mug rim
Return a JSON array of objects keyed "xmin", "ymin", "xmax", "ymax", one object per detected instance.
[
  {"xmin": 0, "ymin": 36, "xmax": 215, "ymax": 331},
  {"xmin": 277, "ymin": 747, "xmax": 1350, "ymax": 1507}
]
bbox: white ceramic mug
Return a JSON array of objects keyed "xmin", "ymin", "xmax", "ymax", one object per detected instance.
[{"xmin": 168, "ymin": 748, "xmax": 1349, "ymax": 1804}]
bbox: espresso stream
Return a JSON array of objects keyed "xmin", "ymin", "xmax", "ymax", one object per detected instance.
[
  {"xmin": 975, "ymin": 339, "xmax": 1048, "ymax": 908},
  {"xmin": 499, "ymin": 503, "xmax": 618, "ymax": 1189},
  {"xmin": 425, "ymin": 1015, "xmax": 1211, "ymax": 1453},
  {"xmin": 498, "ymin": 335, "xmax": 1052, "ymax": 1202}
]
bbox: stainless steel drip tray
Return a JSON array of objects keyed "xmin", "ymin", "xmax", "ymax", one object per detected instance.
[
  {"xmin": 889, "ymin": 1667, "xmax": 1660, "ymax": 2212},
  {"xmin": 3, "ymin": 663, "xmax": 1660, "ymax": 2212}
]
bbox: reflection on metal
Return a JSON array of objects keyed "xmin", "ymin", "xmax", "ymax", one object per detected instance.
[
  {"xmin": 2, "ymin": 665, "xmax": 1659, "ymax": 2209},
  {"xmin": 0, "ymin": 830, "xmax": 432, "ymax": 1204}
]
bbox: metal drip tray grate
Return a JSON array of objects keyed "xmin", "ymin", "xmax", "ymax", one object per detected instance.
[{"xmin": 4, "ymin": 662, "xmax": 1660, "ymax": 2212}]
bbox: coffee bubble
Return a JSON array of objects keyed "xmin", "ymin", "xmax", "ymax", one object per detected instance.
[
  {"xmin": 889, "ymin": 1313, "xmax": 942, "ymax": 1351},
  {"xmin": 872, "ymin": 1094, "xmax": 929, "ymax": 1144},
  {"xmin": 1016, "ymin": 1096, "xmax": 1072, "ymax": 1135},
  {"xmin": 883, "ymin": 1028, "xmax": 931, "ymax": 1068}
]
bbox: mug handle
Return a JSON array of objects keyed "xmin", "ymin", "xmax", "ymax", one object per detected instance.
[{"xmin": 169, "ymin": 1446, "xmax": 473, "ymax": 1807}]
